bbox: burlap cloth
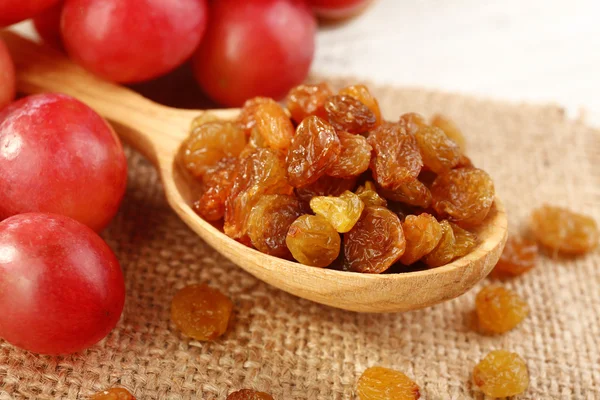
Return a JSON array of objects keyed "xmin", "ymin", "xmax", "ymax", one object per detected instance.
[{"xmin": 1, "ymin": 80, "xmax": 599, "ymax": 400}]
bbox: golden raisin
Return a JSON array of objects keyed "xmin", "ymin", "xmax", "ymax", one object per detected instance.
[
  {"xmin": 181, "ymin": 121, "xmax": 246, "ymax": 178},
  {"xmin": 171, "ymin": 284, "xmax": 233, "ymax": 341},
  {"xmin": 472, "ymin": 350, "xmax": 529, "ymax": 398},
  {"xmin": 356, "ymin": 181, "xmax": 387, "ymax": 207},
  {"xmin": 224, "ymin": 149, "xmax": 293, "ymax": 240},
  {"xmin": 530, "ymin": 205, "xmax": 599, "ymax": 255},
  {"xmin": 475, "ymin": 286, "xmax": 529, "ymax": 334},
  {"xmin": 238, "ymin": 97, "xmax": 274, "ymax": 136},
  {"xmin": 357, "ymin": 366, "xmax": 420, "ymax": 400},
  {"xmin": 254, "ymin": 101, "xmax": 295, "ymax": 150},
  {"xmin": 344, "ymin": 206, "xmax": 405, "ymax": 273},
  {"xmin": 450, "ymin": 222, "xmax": 478, "ymax": 258},
  {"xmin": 90, "ymin": 388, "xmax": 136, "ymax": 400},
  {"xmin": 368, "ymin": 122, "xmax": 423, "ymax": 189},
  {"xmin": 378, "ymin": 179, "xmax": 432, "ymax": 208},
  {"xmin": 295, "ymin": 175, "xmax": 357, "ymax": 202},
  {"xmin": 285, "ymin": 83, "xmax": 333, "ymax": 124},
  {"xmin": 326, "ymin": 131, "xmax": 372, "ymax": 178},
  {"xmin": 422, "ymin": 220, "xmax": 456, "ymax": 267},
  {"xmin": 399, "ymin": 112, "xmax": 428, "ymax": 135},
  {"xmin": 325, "ymin": 94, "xmax": 377, "ymax": 134},
  {"xmin": 246, "ymin": 195, "xmax": 303, "ymax": 258},
  {"xmin": 193, "ymin": 157, "xmax": 238, "ymax": 221},
  {"xmin": 286, "ymin": 215, "xmax": 341, "ymax": 267},
  {"xmin": 431, "ymin": 168, "xmax": 495, "ymax": 227},
  {"xmin": 454, "ymin": 154, "xmax": 473, "ymax": 169},
  {"xmin": 414, "ymin": 126, "xmax": 461, "ymax": 174},
  {"xmin": 400, "ymin": 214, "xmax": 443, "ymax": 265},
  {"xmin": 310, "ymin": 190, "xmax": 365, "ymax": 233},
  {"xmin": 339, "ymin": 84, "xmax": 382, "ymax": 125},
  {"xmin": 491, "ymin": 236, "xmax": 538, "ymax": 278},
  {"xmin": 430, "ymin": 114, "xmax": 466, "ymax": 152},
  {"xmin": 190, "ymin": 113, "xmax": 220, "ymax": 130},
  {"xmin": 286, "ymin": 116, "xmax": 341, "ymax": 187},
  {"xmin": 227, "ymin": 389, "xmax": 274, "ymax": 400}
]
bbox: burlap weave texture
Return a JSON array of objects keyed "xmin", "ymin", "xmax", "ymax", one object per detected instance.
[{"xmin": 1, "ymin": 81, "xmax": 599, "ymax": 399}]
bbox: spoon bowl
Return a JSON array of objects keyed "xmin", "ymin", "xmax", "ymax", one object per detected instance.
[{"xmin": 1, "ymin": 31, "xmax": 507, "ymax": 312}]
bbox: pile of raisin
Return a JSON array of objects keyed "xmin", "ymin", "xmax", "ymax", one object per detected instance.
[{"xmin": 180, "ymin": 83, "xmax": 495, "ymax": 273}]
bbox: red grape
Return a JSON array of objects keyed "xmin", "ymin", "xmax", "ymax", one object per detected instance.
[
  {"xmin": 61, "ymin": 0, "xmax": 209, "ymax": 83},
  {"xmin": 307, "ymin": 0, "xmax": 371, "ymax": 19},
  {"xmin": 0, "ymin": 39, "xmax": 16, "ymax": 111},
  {"xmin": 0, "ymin": 213, "xmax": 125, "ymax": 355},
  {"xmin": 33, "ymin": 1, "xmax": 64, "ymax": 50},
  {"xmin": 192, "ymin": 0, "xmax": 316, "ymax": 107},
  {"xmin": 0, "ymin": 93, "xmax": 127, "ymax": 232},
  {"xmin": 0, "ymin": 0, "xmax": 61, "ymax": 27}
]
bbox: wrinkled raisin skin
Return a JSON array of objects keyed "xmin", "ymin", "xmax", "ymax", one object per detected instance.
[
  {"xmin": 356, "ymin": 181, "xmax": 387, "ymax": 207},
  {"xmin": 430, "ymin": 114, "xmax": 466, "ymax": 152},
  {"xmin": 296, "ymin": 175, "xmax": 357, "ymax": 202},
  {"xmin": 286, "ymin": 116, "xmax": 341, "ymax": 187},
  {"xmin": 344, "ymin": 206, "xmax": 405, "ymax": 273},
  {"xmin": 254, "ymin": 101, "xmax": 295, "ymax": 150},
  {"xmin": 473, "ymin": 350, "xmax": 529, "ymax": 398},
  {"xmin": 238, "ymin": 97, "xmax": 274, "ymax": 136},
  {"xmin": 193, "ymin": 157, "xmax": 238, "ymax": 221},
  {"xmin": 491, "ymin": 236, "xmax": 538, "ymax": 278},
  {"xmin": 475, "ymin": 286, "xmax": 529, "ymax": 334},
  {"xmin": 400, "ymin": 214, "xmax": 442, "ymax": 265},
  {"xmin": 286, "ymin": 83, "xmax": 333, "ymax": 124},
  {"xmin": 339, "ymin": 84, "xmax": 382, "ymax": 125},
  {"xmin": 414, "ymin": 126, "xmax": 461, "ymax": 174},
  {"xmin": 310, "ymin": 190, "xmax": 365, "ymax": 233},
  {"xmin": 325, "ymin": 94, "xmax": 377, "ymax": 134},
  {"xmin": 450, "ymin": 222, "xmax": 478, "ymax": 258},
  {"xmin": 357, "ymin": 366, "xmax": 421, "ymax": 400},
  {"xmin": 326, "ymin": 131, "xmax": 372, "ymax": 178},
  {"xmin": 422, "ymin": 220, "xmax": 455, "ymax": 267},
  {"xmin": 378, "ymin": 179, "xmax": 432, "ymax": 208},
  {"xmin": 286, "ymin": 215, "xmax": 341, "ymax": 267}
]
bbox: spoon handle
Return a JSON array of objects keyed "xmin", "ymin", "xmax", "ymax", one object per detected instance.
[{"xmin": 1, "ymin": 31, "xmax": 192, "ymax": 165}]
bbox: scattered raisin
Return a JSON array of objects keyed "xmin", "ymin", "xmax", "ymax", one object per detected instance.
[
  {"xmin": 254, "ymin": 101, "xmax": 295, "ymax": 150},
  {"xmin": 326, "ymin": 131, "xmax": 372, "ymax": 178},
  {"xmin": 473, "ymin": 350, "xmax": 529, "ymax": 398},
  {"xmin": 171, "ymin": 284, "xmax": 233, "ymax": 341},
  {"xmin": 491, "ymin": 236, "xmax": 538, "ymax": 278},
  {"xmin": 399, "ymin": 112, "xmax": 428, "ymax": 135},
  {"xmin": 344, "ymin": 206, "xmax": 405, "ymax": 273},
  {"xmin": 193, "ymin": 157, "xmax": 238, "ymax": 221},
  {"xmin": 310, "ymin": 190, "xmax": 365, "ymax": 233},
  {"xmin": 431, "ymin": 168, "xmax": 495, "ymax": 227},
  {"xmin": 227, "ymin": 389, "xmax": 274, "ymax": 400},
  {"xmin": 286, "ymin": 116, "xmax": 341, "ymax": 187},
  {"xmin": 530, "ymin": 205, "xmax": 599, "ymax": 255},
  {"xmin": 296, "ymin": 175, "xmax": 357, "ymax": 202},
  {"xmin": 356, "ymin": 181, "xmax": 387, "ymax": 207},
  {"xmin": 339, "ymin": 84, "xmax": 382, "ymax": 125},
  {"xmin": 181, "ymin": 121, "xmax": 247, "ymax": 178},
  {"xmin": 238, "ymin": 97, "xmax": 274, "ymax": 136},
  {"xmin": 368, "ymin": 122, "xmax": 423, "ymax": 189},
  {"xmin": 224, "ymin": 149, "xmax": 293, "ymax": 240},
  {"xmin": 90, "ymin": 388, "xmax": 136, "ymax": 400},
  {"xmin": 422, "ymin": 220, "xmax": 456, "ymax": 267},
  {"xmin": 357, "ymin": 366, "xmax": 420, "ymax": 400},
  {"xmin": 400, "ymin": 214, "xmax": 443, "ymax": 265},
  {"xmin": 414, "ymin": 126, "xmax": 461, "ymax": 173},
  {"xmin": 286, "ymin": 83, "xmax": 333, "ymax": 124},
  {"xmin": 378, "ymin": 179, "xmax": 432, "ymax": 208},
  {"xmin": 475, "ymin": 286, "xmax": 529, "ymax": 334},
  {"xmin": 430, "ymin": 114, "xmax": 466, "ymax": 152},
  {"xmin": 246, "ymin": 195, "xmax": 303, "ymax": 258},
  {"xmin": 286, "ymin": 215, "xmax": 341, "ymax": 267},
  {"xmin": 325, "ymin": 94, "xmax": 377, "ymax": 134},
  {"xmin": 450, "ymin": 222, "xmax": 478, "ymax": 258}
]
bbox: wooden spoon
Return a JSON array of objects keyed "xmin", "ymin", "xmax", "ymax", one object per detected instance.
[{"xmin": 1, "ymin": 31, "xmax": 507, "ymax": 313}]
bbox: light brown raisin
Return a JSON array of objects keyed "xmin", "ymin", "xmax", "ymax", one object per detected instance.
[
  {"xmin": 171, "ymin": 284, "xmax": 233, "ymax": 341},
  {"xmin": 414, "ymin": 126, "xmax": 462, "ymax": 173},
  {"xmin": 399, "ymin": 112, "xmax": 428, "ymax": 135},
  {"xmin": 473, "ymin": 350, "xmax": 529, "ymax": 398},
  {"xmin": 90, "ymin": 388, "xmax": 136, "ymax": 400},
  {"xmin": 450, "ymin": 222, "xmax": 478, "ymax": 258},
  {"xmin": 530, "ymin": 205, "xmax": 599, "ymax": 255},
  {"xmin": 491, "ymin": 236, "xmax": 538, "ymax": 278},
  {"xmin": 344, "ymin": 206, "xmax": 405, "ymax": 273},
  {"xmin": 295, "ymin": 175, "xmax": 357, "ymax": 202},
  {"xmin": 339, "ymin": 84, "xmax": 382, "ymax": 125},
  {"xmin": 326, "ymin": 131, "xmax": 372, "ymax": 178},
  {"xmin": 286, "ymin": 215, "xmax": 341, "ymax": 267},
  {"xmin": 357, "ymin": 366, "xmax": 420, "ymax": 400},
  {"xmin": 400, "ymin": 214, "xmax": 443, "ymax": 265},
  {"xmin": 181, "ymin": 121, "xmax": 246, "ymax": 178},
  {"xmin": 475, "ymin": 286, "xmax": 529, "ymax": 334},
  {"xmin": 422, "ymin": 220, "xmax": 456, "ymax": 267},
  {"xmin": 193, "ymin": 157, "xmax": 238, "ymax": 221},
  {"xmin": 286, "ymin": 83, "xmax": 333, "ymax": 124},
  {"xmin": 431, "ymin": 168, "xmax": 495, "ymax": 227},
  {"xmin": 224, "ymin": 149, "xmax": 293, "ymax": 240},
  {"xmin": 454, "ymin": 154, "xmax": 473, "ymax": 169},
  {"xmin": 310, "ymin": 190, "xmax": 365, "ymax": 233},
  {"xmin": 368, "ymin": 122, "xmax": 423, "ymax": 189},
  {"xmin": 378, "ymin": 179, "xmax": 432, "ymax": 208},
  {"xmin": 430, "ymin": 114, "xmax": 466, "ymax": 152},
  {"xmin": 226, "ymin": 389, "xmax": 274, "ymax": 400},
  {"xmin": 254, "ymin": 101, "xmax": 295, "ymax": 150},
  {"xmin": 286, "ymin": 116, "xmax": 341, "ymax": 187},
  {"xmin": 238, "ymin": 97, "xmax": 274, "ymax": 136},
  {"xmin": 325, "ymin": 94, "xmax": 377, "ymax": 134},
  {"xmin": 356, "ymin": 181, "xmax": 387, "ymax": 207},
  {"xmin": 246, "ymin": 195, "xmax": 303, "ymax": 258},
  {"xmin": 190, "ymin": 113, "xmax": 220, "ymax": 130}
]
